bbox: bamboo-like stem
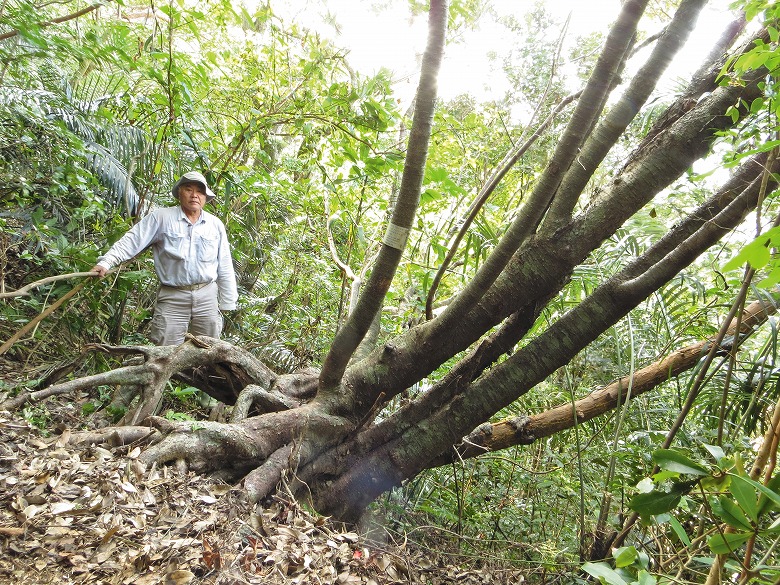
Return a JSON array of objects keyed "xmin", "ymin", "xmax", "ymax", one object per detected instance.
[{"xmin": 0, "ymin": 280, "xmax": 90, "ymax": 355}]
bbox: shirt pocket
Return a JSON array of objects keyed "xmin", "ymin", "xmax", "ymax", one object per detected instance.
[
  {"xmin": 197, "ymin": 233, "xmax": 219, "ymax": 263},
  {"xmin": 161, "ymin": 231, "xmax": 186, "ymax": 260}
]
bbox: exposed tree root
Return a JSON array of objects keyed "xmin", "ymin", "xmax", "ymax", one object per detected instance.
[
  {"xmin": 244, "ymin": 443, "xmax": 295, "ymax": 501},
  {"xmin": 132, "ymin": 405, "xmax": 354, "ymax": 502},
  {"xmin": 137, "ymin": 417, "xmax": 271, "ymax": 477},
  {"xmin": 68, "ymin": 425, "xmax": 160, "ymax": 447},
  {"xmin": 0, "ymin": 335, "xmax": 306, "ymax": 419},
  {"xmin": 0, "ymin": 358, "xmax": 155, "ymax": 412},
  {"xmin": 231, "ymin": 384, "xmax": 300, "ymax": 422},
  {"xmin": 0, "ymin": 335, "xmax": 339, "ymax": 503}
]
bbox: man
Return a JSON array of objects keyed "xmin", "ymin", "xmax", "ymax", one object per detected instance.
[{"xmin": 91, "ymin": 171, "xmax": 238, "ymax": 346}]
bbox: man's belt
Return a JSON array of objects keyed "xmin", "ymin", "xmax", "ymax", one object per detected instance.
[{"xmin": 164, "ymin": 281, "xmax": 213, "ymax": 291}]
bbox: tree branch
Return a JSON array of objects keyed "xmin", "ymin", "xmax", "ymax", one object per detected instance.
[
  {"xmin": 0, "ymin": 279, "xmax": 90, "ymax": 356},
  {"xmin": 445, "ymin": 296, "xmax": 778, "ymax": 461},
  {"xmin": 544, "ymin": 0, "xmax": 708, "ymax": 228},
  {"xmin": 0, "ymin": 3, "xmax": 105, "ymax": 42},
  {"xmin": 424, "ymin": 18, "xmax": 576, "ymax": 319},
  {"xmin": 0, "ymin": 270, "xmax": 100, "ymax": 299},
  {"xmin": 319, "ymin": 0, "xmax": 448, "ymax": 389},
  {"xmin": 434, "ymin": 0, "xmax": 649, "ymax": 331},
  {"xmin": 311, "ymin": 148, "xmax": 772, "ymax": 519}
]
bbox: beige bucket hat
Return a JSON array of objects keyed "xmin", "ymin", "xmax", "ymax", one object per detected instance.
[{"xmin": 171, "ymin": 171, "xmax": 216, "ymax": 202}]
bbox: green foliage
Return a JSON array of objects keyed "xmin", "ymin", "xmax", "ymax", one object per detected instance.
[
  {"xmin": 80, "ymin": 385, "xmax": 114, "ymax": 417},
  {"xmin": 583, "ymin": 547, "xmax": 656, "ymax": 585},
  {"xmin": 0, "ymin": 0, "xmax": 409, "ymax": 367},
  {"xmin": 164, "ymin": 410, "xmax": 195, "ymax": 422},
  {"xmin": 105, "ymin": 405, "xmax": 127, "ymax": 423},
  {"xmin": 718, "ymin": 1, "xmax": 780, "ymax": 289},
  {"xmin": 167, "ymin": 385, "xmax": 201, "ymax": 402},
  {"xmin": 21, "ymin": 404, "xmax": 51, "ymax": 432},
  {"xmin": 625, "ymin": 446, "xmax": 780, "ymax": 583}
]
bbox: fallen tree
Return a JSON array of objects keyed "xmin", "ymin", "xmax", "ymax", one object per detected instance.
[{"xmin": 5, "ymin": 0, "xmax": 780, "ymax": 558}]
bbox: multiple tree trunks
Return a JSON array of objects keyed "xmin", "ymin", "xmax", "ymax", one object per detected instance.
[{"xmin": 3, "ymin": 3, "xmax": 778, "ymax": 532}]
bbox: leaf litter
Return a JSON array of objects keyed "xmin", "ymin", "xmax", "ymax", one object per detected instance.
[{"xmin": 0, "ymin": 411, "xmax": 525, "ymax": 584}]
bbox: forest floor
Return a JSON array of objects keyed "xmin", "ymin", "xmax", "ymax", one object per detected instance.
[{"xmin": 0, "ymin": 358, "xmax": 527, "ymax": 585}]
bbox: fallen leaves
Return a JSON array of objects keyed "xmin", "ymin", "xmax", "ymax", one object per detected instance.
[
  {"xmin": 0, "ymin": 412, "xmax": 413, "ymax": 584},
  {"xmin": 0, "ymin": 411, "xmax": 525, "ymax": 584}
]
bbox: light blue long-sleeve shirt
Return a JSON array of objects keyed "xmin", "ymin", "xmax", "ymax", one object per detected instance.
[{"xmin": 97, "ymin": 206, "xmax": 238, "ymax": 310}]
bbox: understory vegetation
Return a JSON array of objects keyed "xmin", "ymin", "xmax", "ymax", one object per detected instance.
[{"xmin": 3, "ymin": 0, "xmax": 780, "ymax": 583}]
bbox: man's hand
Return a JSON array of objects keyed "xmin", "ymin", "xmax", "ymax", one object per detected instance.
[{"xmin": 91, "ymin": 265, "xmax": 108, "ymax": 277}]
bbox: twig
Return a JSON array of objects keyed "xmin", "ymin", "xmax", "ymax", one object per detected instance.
[
  {"xmin": 0, "ymin": 271, "xmax": 100, "ymax": 299},
  {"xmin": 0, "ymin": 3, "xmax": 105, "ymax": 42}
]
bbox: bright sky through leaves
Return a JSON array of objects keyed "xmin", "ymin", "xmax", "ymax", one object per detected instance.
[{"xmin": 277, "ymin": 0, "xmax": 736, "ymax": 104}]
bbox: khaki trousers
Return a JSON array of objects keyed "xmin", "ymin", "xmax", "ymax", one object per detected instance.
[{"xmin": 148, "ymin": 282, "xmax": 223, "ymax": 346}]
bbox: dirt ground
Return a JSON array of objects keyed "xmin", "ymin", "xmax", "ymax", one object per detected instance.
[{"xmin": 0, "ymin": 361, "xmax": 527, "ymax": 585}]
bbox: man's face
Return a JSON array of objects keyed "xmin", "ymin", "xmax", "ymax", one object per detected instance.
[{"xmin": 178, "ymin": 182, "xmax": 207, "ymax": 214}]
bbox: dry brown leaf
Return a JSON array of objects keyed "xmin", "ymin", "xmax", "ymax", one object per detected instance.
[
  {"xmin": 337, "ymin": 570, "xmax": 363, "ymax": 584},
  {"xmin": 51, "ymin": 501, "xmax": 76, "ymax": 515},
  {"xmin": 337, "ymin": 531, "xmax": 359, "ymax": 543},
  {"xmin": 100, "ymin": 523, "xmax": 121, "ymax": 544},
  {"xmin": 0, "ymin": 410, "xmax": 520, "ymax": 585},
  {"xmin": 33, "ymin": 471, "xmax": 51, "ymax": 485},
  {"xmin": 165, "ymin": 569, "xmax": 195, "ymax": 585},
  {"xmin": 202, "ymin": 536, "xmax": 222, "ymax": 570},
  {"xmin": 208, "ymin": 484, "xmax": 231, "ymax": 496},
  {"xmin": 27, "ymin": 438, "xmax": 49, "ymax": 449},
  {"xmin": 22, "ymin": 503, "xmax": 44, "ymax": 519},
  {"xmin": 95, "ymin": 541, "xmax": 117, "ymax": 563},
  {"xmin": 130, "ymin": 572, "xmax": 163, "ymax": 585}
]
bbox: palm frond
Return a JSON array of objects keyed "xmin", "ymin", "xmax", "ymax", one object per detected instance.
[
  {"xmin": 84, "ymin": 142, "xmax": 140, "ymax": 214},
  {"xmin": 0, "ymin": 85, "xmax": 144, "ymax": 214}
]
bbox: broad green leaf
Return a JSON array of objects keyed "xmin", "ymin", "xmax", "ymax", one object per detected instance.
[
  {"xmin": 582, "ymin": 562, "xmax": 629, "ymax": 585},
  {"xmin": 652, "ymin": 449, "xmax": 710, "ymax": 476},
  {"xmin": 707, "ymin": 531, "xmax": 752, "ymax": 555},
  {"xmin": 757, "ymin": 267, "xmax": 780, "ymax": 289},
  {"xmin": 715, "ymin": 495, "xmax": 753, "ymax": 531},
  {"xmin": 613, "ymin": 546, "xmax": 637, "ymax": 568},
  {"xmin": 342, "ymin": 144, "xmax": 358, "ymax": 163},
  {"xmin": 427, "ymin": 166, "xmax": 449, "ymax": 182},
  {"xmin": 629, "ymin": 490, "xmax": 682, "ymax": 517},
  {"xmin": 636, "ymin": 570, "xmax": 657, "ymax": 585},
  {"xmin": 420, "ymin": 188, "xmax": 442, "ymax": 205},
  {"xmin": 750, "ymin": 97, "xmax": 765, "ymax": 114},
  {"xmin": 652, "ymin": 470, "xmax": 680, "ymax": 484},
  {"xmin": 757, "ymin": 474, "xmax": 780, "ymax": 514},
  {"xmin": 722, "ymin": 240, "xmax": 770, "ymax": 272},
  {"xmin": 668, "ymin": 516, "xmax": 691, "ymax": 546},
  {"xmin": 703, "ymin": 444, "xmax": 726, "ymax": 464},
  {"xmin": 729, "ymin": 475, "xmax": 759, "ymax": 523},
  {"xmin": 629, "ymin": 480, "xmax": 696, "ymax": 517},
  {"xmin": 725, "ymin": 225, "xmax": 780, "ymax": 274},
  {"xmin": 728, "ymin": 473, "xmax": 780, "ymax": 512}
]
